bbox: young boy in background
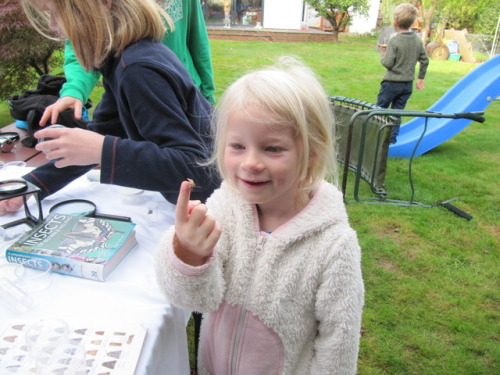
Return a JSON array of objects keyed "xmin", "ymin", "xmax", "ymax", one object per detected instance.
[{"xmin": 376, "ymin": 3, "xmax": 429, "ymax": 143}]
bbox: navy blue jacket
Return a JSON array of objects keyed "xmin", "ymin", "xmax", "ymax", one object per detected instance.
[{"xmin": 24, "ymin": 39, "xmax": 220, "ymax": 204}]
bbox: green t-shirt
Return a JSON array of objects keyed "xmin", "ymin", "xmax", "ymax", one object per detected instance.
[{"xmin": 60, "ymin": 0, "xmax": 215, "ymax": 104}]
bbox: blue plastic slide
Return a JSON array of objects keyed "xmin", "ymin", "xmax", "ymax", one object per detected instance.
[{"xmin": 388, "ymin": 53, "xmax": 500, "ymax": 158}]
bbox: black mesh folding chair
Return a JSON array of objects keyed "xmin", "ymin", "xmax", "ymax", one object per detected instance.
[{"xmin": 330, "ymin": 96, "xmax": 485, "ymax": 220}]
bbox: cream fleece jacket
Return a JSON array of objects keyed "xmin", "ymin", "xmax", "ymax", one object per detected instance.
[{"xmin": 156, "ymin": 181, "xmax": 365, "ymax": 374}]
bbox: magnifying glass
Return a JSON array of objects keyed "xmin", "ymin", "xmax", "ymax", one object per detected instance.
[
  {"xmin": 49, "ymin": 199, "xmax": 131, "ymax": 222},
  {"xmin": 0, "ymin": 180, "xmax": 28, "ymax": 195}
]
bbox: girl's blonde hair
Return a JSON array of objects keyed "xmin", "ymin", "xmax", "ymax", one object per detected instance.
[
  {"xmin": 213, "ymin": 57, "xmax": 338, "ymax": 194},
  {"xmin": 21, "ymin": 0, "xmax": 173, "ymax": 71}
]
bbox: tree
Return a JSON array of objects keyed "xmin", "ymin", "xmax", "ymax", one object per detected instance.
[
  {"xmin": 473, "ymin": 0, "xmax": 500, "ymax": 35},
  {"xmin": 417, "ymin": 0, "xmax": 439, "ymax": 44},
  {"xmin": 439, "ymin": 0, "xmax": 500, "ymax": 33},
  {"xmin": 383, "ymin": 0, "xmax": 499, "ymax": 45},
  {"xmin": 305, "ymin": 0, "xmax": 370, "ymax": 42},
  {"xmin": 0, "ymin": 0, "xmax": 63, "ymax": 101}
]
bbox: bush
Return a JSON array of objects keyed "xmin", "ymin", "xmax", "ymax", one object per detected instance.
[{"xmin": 0, "ymin": 0, "xmax": 63, "ymax": 101}]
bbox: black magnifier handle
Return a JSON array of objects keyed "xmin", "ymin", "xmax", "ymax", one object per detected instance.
[{"xmin": 93, "ymin": 213, "xmax": 132, "ymax": 222}]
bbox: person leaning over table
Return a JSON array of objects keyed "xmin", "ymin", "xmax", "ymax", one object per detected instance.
[
  {"xmin": 0, "ymin": 0, "xmax": 220, "ymax": 216},
  {"xmin": 40, "ymin": 0, "xmax": 216, "ymax": 126}
]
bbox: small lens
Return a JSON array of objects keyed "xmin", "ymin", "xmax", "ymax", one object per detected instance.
[{"xmin": 0, "ymin": 181, "xmax": 27, "ymax": 194}]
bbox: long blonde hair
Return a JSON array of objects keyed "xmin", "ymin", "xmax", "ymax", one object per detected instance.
[
  {"xmin": 212, "ymin": 57, "xmax": 338, "ymax": 194},
  {"xmin": 21, "ymin": 0, "xmax": 173, "ymax": 70}
]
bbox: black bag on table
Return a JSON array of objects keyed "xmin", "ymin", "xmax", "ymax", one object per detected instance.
[{"xmin": 7, "ymin": 74, "xmax": 92, "ymax": 147}]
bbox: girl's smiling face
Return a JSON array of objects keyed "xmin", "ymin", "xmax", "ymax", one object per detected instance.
[{"xmin": 223, "ymin": 105, "xmax": 307, "ymax": 217}]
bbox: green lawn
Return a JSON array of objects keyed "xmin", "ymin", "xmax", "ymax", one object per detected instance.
[
  {"xmin": 1, "ymin": 35, "xmax": 498, "ymax": 374},
  {"xmin": 210, "ymin": 38, "xmax": 499, "ymax": 375}
]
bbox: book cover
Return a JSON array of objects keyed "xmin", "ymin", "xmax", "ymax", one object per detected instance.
[{"xmin": 5, "ymin": 213, "xmax": 137, "ymax": 281}]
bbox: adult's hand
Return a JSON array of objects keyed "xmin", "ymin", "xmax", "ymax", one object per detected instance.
[
  {"xmin": 34, "ymin": 127, "xmax": 104, "ymax": 168},
  {"xmin": 173, "ymin": 181, "xmax": 221, "ymax": 266},
  {"xmin": 40, "ymin": 96, "xmax": 84, "ymax": 126}
]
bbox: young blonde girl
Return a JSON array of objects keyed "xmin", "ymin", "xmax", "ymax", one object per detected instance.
[{"xmin": 156, "ymin": 57, "xmax": 364, "ymax": 374}]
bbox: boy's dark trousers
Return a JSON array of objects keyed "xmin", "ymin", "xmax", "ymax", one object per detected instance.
[{"xmin": 376, "ymin": 80, "xmax": 412, "ymax": 143}]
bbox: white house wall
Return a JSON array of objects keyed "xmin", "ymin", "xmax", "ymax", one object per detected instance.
[
  {"xmin": 347, "ymin": 0, "xmax": 380, "ymax": 34},
  {"xmin": 263, "ymin": 0, "xmax": 304, "ymax": 29},
  {"xmin": 260, "ymin": 0, "xmax": 379, "ymax": 33}
]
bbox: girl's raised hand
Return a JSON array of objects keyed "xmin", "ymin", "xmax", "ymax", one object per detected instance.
[{"xmin": 174, "ymin": 181, "xmax": 221, "ymax": 266}]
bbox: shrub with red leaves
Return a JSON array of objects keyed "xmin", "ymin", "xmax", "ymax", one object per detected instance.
[{"xmin": 0, "ymin": 0, "xmax": 63, "ymax": 100}]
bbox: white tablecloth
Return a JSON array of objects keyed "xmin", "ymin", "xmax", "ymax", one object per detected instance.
[{"xmin": 0, "ymin": 168, "xmax": 191, "ymax": 375}]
